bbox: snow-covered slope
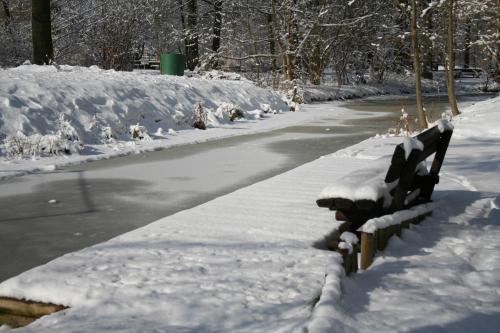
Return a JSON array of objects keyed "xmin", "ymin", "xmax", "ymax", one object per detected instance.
[{"xmin": 0, "ymin": 65, "xmax": 288, "ymax": 144}]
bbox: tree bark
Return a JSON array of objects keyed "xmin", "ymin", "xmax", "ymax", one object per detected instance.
[
  {"xmin": 496, "ymin": 0, "xmax": 500, "ymax": 83},
  {"xmin": 2, "ymin": 0, "xmax": 12, "ymax": 29},
  {"xmin": 32, "ymin": 0, "xmax": 54, "ymax": 65},
  {"xmin": 185, "ymin": 0, "xmax": 199, "ymax": 71},
  {"xmin": 422, "ymin": 9, "xmax": 433, "ymax": 79},
  {"xmin": 411, "ymin": 0, "xmax": 427, "ymax": 129},
  {"xmin": 446, "ymin": 0, "xmax": 460, "ymax": 116},
  {"xmin": 267, "ymin": 13, "xmax": 278, "ymax": 88},
  {"xmin": 211, "ymin": 0, "xmax": 222, "ymax": 54},
  {"xmin": 463, "ymin": 18, "xmax": 471, "ymax": 69},
  {"xmin": 284, "ymin": 1, "xmax": 296, "ymax": 81}
]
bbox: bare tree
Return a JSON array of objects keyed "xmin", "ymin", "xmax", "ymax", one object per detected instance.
[
  {"xmin": 32, "ymin": 0, "xmax": 54, "ymax": 64},
  {"xmin": 185, "ymin": 0, "xmax": 199, "ymax": 70},
  {"xmin": 410, "ymin": 0, "xmax": 427, "ymax": 129},
  {"xmin": 446, "ymin": 0, "xmax": 460, "ymax": 116}
]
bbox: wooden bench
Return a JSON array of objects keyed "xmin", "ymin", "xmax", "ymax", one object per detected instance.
[{"xmin": 316, "ymin": 120, "xmax": 453, "ymax": 272}]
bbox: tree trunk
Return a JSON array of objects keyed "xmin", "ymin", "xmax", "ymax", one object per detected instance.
[
  {"xmin": 210, "ymin": 0, "xmax": 222, "ymax": 69},
  {"xmin": 464, "ymin": 19, "xmax": 471, "ymax": 69},
  {"xmin": 446, "ymin": 0, "xmax": 460, "ymax": 116},
  {"xmin": 411, "ymin": 0, "xmax": 427, "ymax": 129},
  {"xmin": 32, "ymin": 0, "xmax": 54, "ymax": 65},
  {"xmin": 267, "ymin": 13, "xmax": 278, "ymax": 88},
  {"xmin": 496, "ymin": 0, "xmax": 500, "ymax": 83},
  {"xmin": 185, "ymin": 0, "xmax": 199, "ymax": 71},
  {"xmin": 211, "ymin": 0, "xmax": 222, "ymax": 53},
  {"xmin": 422, "ymin": 10, "xmax": 433, "ymax": 80},
  {"xmin": 284, "ymin": 2, "xmax": 296, "ymax": 81},
  {"xmin": 2, "ymin": 0, "xmax": 12, "ymax": 29}
]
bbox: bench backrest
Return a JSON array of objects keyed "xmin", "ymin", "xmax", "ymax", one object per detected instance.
[{"xmin": 384, "ymin": 124, "xmax": 453, "ymax": 211}]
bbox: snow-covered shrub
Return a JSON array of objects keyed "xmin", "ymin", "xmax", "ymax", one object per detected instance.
[
  {"xmin": 88, "ymin": 115, "xmax": 114, "ymax": 143},
  {"xmin": 441, "ymin": 111, "xmax": 453, "ymax": 122},
  {"xmin": 4, "ymin": 132, "xmax": 36, "ymax": 158},
  {"xmin": 4, "ymin": 129, "xmax": 82, "ymax": 158},
  {"xmin": 389, "ymin": 107, "xmax": 415, "ymax": 136},
  {"xmin": 398, "ymin": 107, "xmax": 411, "ymax": 135},
  {"xmin": 278, "ymin": 81, "xmax": 305, "ymax": 112},
  {"xmin": 101, "ymin": 126, "xmax": 113, "ymax": 142},
  {"xmin": 260, "ymin": 104, "xmax": 273, "ymax": 114},
  {"xmin": 193, "ymin": 102, "xmax": 208, "ymax": 130},
  {"xmin": 129, "ymin": 123, "xmax": 152, "ymax": 141},
  {"xmin": 56, "ymin": 114, "xmax": 80, "ymax": 142},
  {"xmin": 3, "ymin": 115, "xmax": 82, "ymax": 158},
  {"xmin": 215, "ymin": 102, "xmax": 246, "ymax": 122}
]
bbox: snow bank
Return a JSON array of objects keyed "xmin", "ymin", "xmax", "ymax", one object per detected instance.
[{"xmin": 0, "ymin": 65, "xmax": 288, "ymax": 146}]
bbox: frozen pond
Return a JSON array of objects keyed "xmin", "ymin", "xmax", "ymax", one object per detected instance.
[{"xmin": 0, "ymin": 93, "xmax": 493, "ymax": 282}]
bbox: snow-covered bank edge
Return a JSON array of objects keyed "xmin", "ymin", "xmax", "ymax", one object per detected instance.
[{"xmin": 301, "ymin": 73, "xmax": 497, "ymax": 103}]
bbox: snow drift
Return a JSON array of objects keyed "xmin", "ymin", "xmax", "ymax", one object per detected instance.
[{"xmin": 0, "ymin": 65, "xmax": 288, "ymax": 148}]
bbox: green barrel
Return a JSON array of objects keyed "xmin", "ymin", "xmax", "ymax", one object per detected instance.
[{"xmin": 160, "ymin": 53, "xmax": 185, "ymax": 76}]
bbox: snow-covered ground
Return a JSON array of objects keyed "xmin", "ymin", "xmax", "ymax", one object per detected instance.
[{"xmin": 0, "ymin": 86, "xmax": 498, "ymax": 332}]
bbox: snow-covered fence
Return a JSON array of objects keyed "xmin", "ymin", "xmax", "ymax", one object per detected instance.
[{"xmin": 317, "ymin": 121, "xmax": 454, "ymax": 274}]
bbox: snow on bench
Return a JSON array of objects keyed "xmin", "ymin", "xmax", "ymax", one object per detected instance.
[{"xmin": 317, "ymin": 120, "xmax": 454, "ymax": 273}]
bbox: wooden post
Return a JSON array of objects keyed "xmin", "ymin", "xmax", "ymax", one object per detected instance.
[
  {"xmin": 337, "ymin": 248, "xmax": 352, "ymax": 275},
  {"xmin": 360, "ymin": 232, "xmax": 375, "ymax": 270}
]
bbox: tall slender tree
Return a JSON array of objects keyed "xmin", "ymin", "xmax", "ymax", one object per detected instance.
[
  {"xmin": 185, "ymin": 0, "xmax": 199, "ymax": 70},
  {"xmin": 32, "ymin": 0, "xmax": 54, "ymax": 65},
  {"xmin": 446, "ymin": 0, "xmax": 460, "ymax": 116},
  {"xmin": 411, "ymin": 0, "xmax": 428, "ymax": 129}
]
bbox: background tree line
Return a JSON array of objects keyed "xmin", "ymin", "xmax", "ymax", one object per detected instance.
[{"xmin": 0, "ymin": 0, "xmax": 498, "ymax": 87}]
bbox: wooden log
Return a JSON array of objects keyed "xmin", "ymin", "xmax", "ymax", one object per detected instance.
[
  {"xmin": 0, "ymin": 313, "xmax": 35, "ymax": 328},
  {"xmin": 0, "ymin": 297, "xmax": 66, "ymax": 317},
  {"xmin": 360, "ymin": 232, "xmax": 375, "ymax": 270},
  {"xmin": 0, "ymin": 297, "xmax": 67, "ymax": 328}
]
